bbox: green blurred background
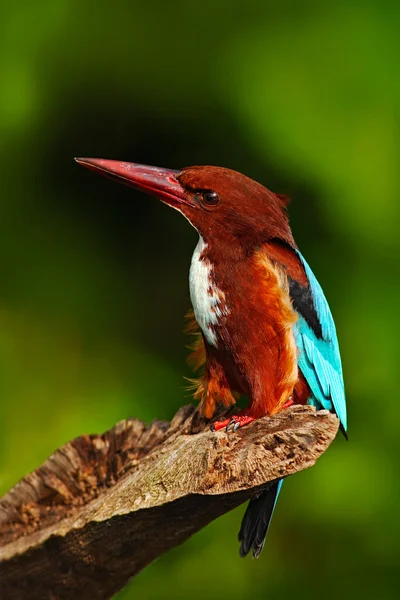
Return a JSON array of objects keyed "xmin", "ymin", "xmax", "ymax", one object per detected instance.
[{"xmin": 1, "ymin": 0, "xmax": 398, "ymax": 598}]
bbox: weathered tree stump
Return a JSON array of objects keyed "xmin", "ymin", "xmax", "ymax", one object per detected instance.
[{"xmin": 0, "ymin": 404, "xmax": 339, "ymax": 600}]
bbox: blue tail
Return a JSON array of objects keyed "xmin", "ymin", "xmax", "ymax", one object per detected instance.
[{"xmin": 238, "ymin": 479, "xmax": 283, "ymax": 558}]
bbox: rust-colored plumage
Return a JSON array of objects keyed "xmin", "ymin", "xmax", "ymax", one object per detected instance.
[
  {"xmin": 75, "ymin": 159, "xmax": 311, "ymax": 422},
  {"xmin": 75, "ymin": 157, "xmax": 346, "ymax": 559},
  {"xmin": 175, "ymin": 166, "xmax": 310, "ymax": 420},
  {"xmin": 178, "ymin": 166, "xmax": 296, "ymax": 250},
  {"xmin": 185, "ymin": 243, "xmax": 304, "ymax": 419}
]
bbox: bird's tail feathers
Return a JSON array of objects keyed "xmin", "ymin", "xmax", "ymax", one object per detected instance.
[{"xmin": 238, "ymin": 479, "xmax": 283, "ymax": 558}]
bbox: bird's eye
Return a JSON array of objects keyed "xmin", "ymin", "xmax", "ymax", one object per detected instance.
[{"xmin": 201, "ymin": 191, "xmax": 220, "ymax": 206}]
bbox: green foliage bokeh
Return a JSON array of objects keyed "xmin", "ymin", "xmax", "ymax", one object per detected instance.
[{"xmin": 1, "ymin": 1, "xmax": 398, "ymax": 598}]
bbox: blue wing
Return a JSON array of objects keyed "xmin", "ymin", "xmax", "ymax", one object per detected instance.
[
  {"xmin": 294, "ymin": 251, "xmax": 347, "ymax": 432},
  {"xmin": 238, "ymin": 250, "xmax": 346, "ymax": 558}
]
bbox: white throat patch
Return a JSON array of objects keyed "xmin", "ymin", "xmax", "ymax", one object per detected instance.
[{"xmin": 189, "ymin": 236, "xmax": 228, "ymax": 347}]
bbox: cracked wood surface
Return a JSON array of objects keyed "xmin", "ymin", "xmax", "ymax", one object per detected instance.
[{"xmin": 0, "ymin": 404, "xmax": 339, "ymax": 600}]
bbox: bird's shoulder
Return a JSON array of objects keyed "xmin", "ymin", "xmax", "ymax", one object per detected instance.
[{"xmin": 262, "ymin": 241, "xmax": 347, "ymax": 430}]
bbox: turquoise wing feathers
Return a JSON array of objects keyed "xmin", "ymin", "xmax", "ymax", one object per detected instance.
[{"xmin": 294, "ymin": 251, "xmax": 347, "ymax": 432}]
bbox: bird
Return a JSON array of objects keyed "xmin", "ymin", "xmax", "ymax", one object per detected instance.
[{"xmin": 75, "ymin": 158, "xmax": 347, "ymax": 558}]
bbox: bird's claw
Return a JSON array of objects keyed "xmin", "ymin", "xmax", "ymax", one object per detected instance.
[
  {"xmin": 226, "ymin": 418, "xmax": 238, "ymax": 433},
  {"xmin": 283, "ymin": 398, "xmax": 294, "ymax": 409},
  {"xmin": 211, "ymin": 413, "xmax": 256, "ymax": 432},
  {"xmin": 210, "ymin": 417, "xmax": 231, "ymax": 432}
]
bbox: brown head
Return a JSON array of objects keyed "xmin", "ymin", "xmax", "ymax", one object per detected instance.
[{"xmin": 75, "ymin": 159, "xmax": 295, "ymax": 256}]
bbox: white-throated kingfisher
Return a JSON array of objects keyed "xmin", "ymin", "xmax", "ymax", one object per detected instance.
[{"xmin": 75, "ymin": 158, "xmax": 347, "ymax": 558}]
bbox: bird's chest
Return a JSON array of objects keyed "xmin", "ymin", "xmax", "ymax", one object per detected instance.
[{"xmin": 189, "ymin": 237, "xmax": 228, "ymax": 347}]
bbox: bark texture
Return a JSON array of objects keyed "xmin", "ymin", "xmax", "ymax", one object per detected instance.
[{"xmin": 0, "ymin": 404, "xmax": 339, "ymax": 600}]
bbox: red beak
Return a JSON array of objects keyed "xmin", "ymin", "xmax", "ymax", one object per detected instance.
[{"xmin": 75, "ymin": 158, "xmax": 190, "ymax": 208}]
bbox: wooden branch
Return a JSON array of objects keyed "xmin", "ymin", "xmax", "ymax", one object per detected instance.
[{"xmin": 0, "ymin": 405, "xmax": 339, "ymax": 600}]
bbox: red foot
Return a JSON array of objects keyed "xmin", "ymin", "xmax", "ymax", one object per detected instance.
[
  {"xmin": 283, "ymin": 398, "xmax": 294, "ymax": 409},
  {"xmin": 211, "ymin": 410, "xmax": 256, "ymax": 432}
]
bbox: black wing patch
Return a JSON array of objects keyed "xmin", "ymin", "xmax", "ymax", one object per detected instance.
[{"xmin": 289, "ymin": 277, "xmax": 323, "ymax": 339}]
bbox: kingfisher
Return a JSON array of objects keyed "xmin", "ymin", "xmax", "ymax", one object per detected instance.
[{"xmin": 75, "ymin": 158, "xmax": 347, "ymax": 558}]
